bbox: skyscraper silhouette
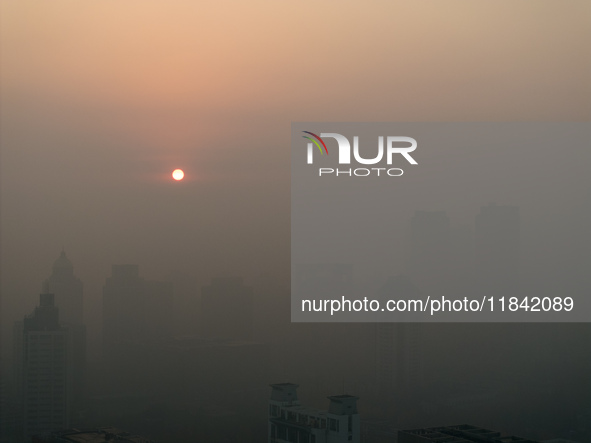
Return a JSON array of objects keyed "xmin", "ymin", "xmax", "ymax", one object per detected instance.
[
  {"xmin": 42, "ymin": 251, "xmax": 83, "ymax": 326},
  {"xmin": 14, "ymin": 294, "xmax": 71, "ymax": 440},
  {"xmin": 376, "ymin": 276, "xmax": 422, "ymax": 403},
  {"xmin": 41, "ymin": 252, "xmax": 86, "ymax": 418}
]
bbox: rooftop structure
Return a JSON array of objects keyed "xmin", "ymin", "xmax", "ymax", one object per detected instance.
[
  {"xmin": 398, "ymin": 424, "xmax": 538, "ymax": 443},
  {"xmin": 31, "ymin": 427, "xmax": 156, "ymax": 443},
  {"xmin": 269, "ymin": 383, "xmax": 360, "ymax": 443}
]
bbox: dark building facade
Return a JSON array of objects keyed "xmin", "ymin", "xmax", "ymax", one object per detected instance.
[
  {"xmin": 376, "ymin": 276, "xmax": 422, "ymax": 403},
  {"xmin": 14, "ymin": 294, "xmax": 72, "ymax": 441},
  {"xmin": 268, "ymin": 383, "xmax": 360, "ymax": 443},
  {"xmin": 42, "ymin": 251, "xmax": 86, "ymax": 418}
]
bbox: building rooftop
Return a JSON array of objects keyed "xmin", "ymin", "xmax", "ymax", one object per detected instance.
[
  {"xmin": 399, "ymin": 424, "xmax": 538, "ymax": 443},
  {"xmin": 52, "ymin": 251, "xmax": 73, "ymax": 273},
  {"xmin": 33, "ymin": 428, "xmax": 156, "ymax": 443}
]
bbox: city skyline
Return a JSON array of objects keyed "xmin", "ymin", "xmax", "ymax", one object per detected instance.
[
  {"xmin": 3, "ymin": 200, "xmax": 589, "ymax": 440},
  {"xmin": 1, "ymin": 1, "xmax": 589, "ymax": 442}
]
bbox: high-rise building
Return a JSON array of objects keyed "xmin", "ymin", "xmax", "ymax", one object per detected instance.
[
  {"xmin": 376, "ymin": 276, "xmax": 422, "ymax": 402},
  {"xmin": 102, "ymin": 265, "xmax": 173, "ymax": 352},
  {"xmin": 14, "ymin": 294, "xmax": 71, "ymax": 440},
  {"xmin": 0, "ymin": 361, "xmax": 22, "ymax": 443},
  {"xmin": 474, "ymin": 203, "xmax": 520, "ymax": 297},
  {"xmin": 42, "ymin": 252, "xmax": 86, "ymax": 418},
  {"xmin": 0, "ymin": 371, "xmax": 6, "ymax": 442},
  {"xmin": 42, "ymin": 251, "xmax": 83, "ymax": 326},
  {"xmin": 200, "ymin": 277, "xmax": 253, "ymax": 340},
  {"xmin": 268, "ymin": 383, "xmax": 360, "ymax": 443}
]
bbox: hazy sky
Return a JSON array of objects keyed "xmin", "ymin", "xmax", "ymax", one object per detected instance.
[{"xmin": 1, "ymin": 1, "xmax": 590, "ymax": 338}]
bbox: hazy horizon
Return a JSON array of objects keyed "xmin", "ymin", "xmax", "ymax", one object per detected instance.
[{"xmin": 1, "ymin": 2, "xmax": 590, "ymax": 442}]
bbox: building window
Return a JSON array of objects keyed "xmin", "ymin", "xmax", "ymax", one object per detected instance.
[
  {"xmin": 288, "ymin": 428, "xmax": 297, "ymax": 441},
  {"xmin": 329, "ymin": 418, "xmax": 339, "ymax": 431},
  {"xmin": 270, "ymin": 404, "xmax": 280, "ymax": 417}
]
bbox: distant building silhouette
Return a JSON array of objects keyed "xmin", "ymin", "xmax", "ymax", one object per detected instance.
[
  {"xmin": 200, "ymin": 277, "xmax": 253, "ymax": 340},
  {"xmin": 102, "ymin": 265, "xmax": 173, "ymax": 351},
  {"xmin": 375, "ymin": 276, "xmax": 422, "ymax": 402},
  {"xmin": 268, "ymin": 383, "xmax": 360, "ymax": 443},
  {"xmin": 0, "ymin": 363, "xmax": 21, "ymax": 442},
  {"xmin": 398, "ymin": 424, "xmax": 538, "ymax": 443},
  {"xmin": 0, "ymin": 372, "xmax": 6, "ymax": 442},
  {"xmin": 14, "ymin": 294, "xmax": 73, "ymax": 440},
  {"xmin": 42, "ymin": 251, "xmax": 83, "ymax": 325},
  {"xmin": 475, "ymin": 203, "xmax": 520, "ymax": 297},
  {"xmin": 42, "ymin": 251, "xmax": 86, "ymax": 419}
]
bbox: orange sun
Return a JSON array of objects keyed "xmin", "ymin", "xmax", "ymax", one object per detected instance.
[{"xmin": 172, "ymin": 169, "xmax": 184, "ymax": 181}]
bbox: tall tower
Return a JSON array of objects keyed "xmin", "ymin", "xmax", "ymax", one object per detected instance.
[
  {"xmin": 14, "ymin": 294, "xmax": 71, "ymax": 440},
  {"xmin": 376, "ymin": 276, "xmax": 422, "ymax": 403},
  {"xmin": 42, "ymin": 251, "xmax": 86, "ymax": 419},
  {"xmin": 42, "ymin": 251, "xmax": 83, "ymax": 325}
]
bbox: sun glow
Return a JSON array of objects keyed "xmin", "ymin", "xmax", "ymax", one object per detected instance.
[{"xmin": 172, "ymin": 169, "xmax": 184, "ymax": 181}]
